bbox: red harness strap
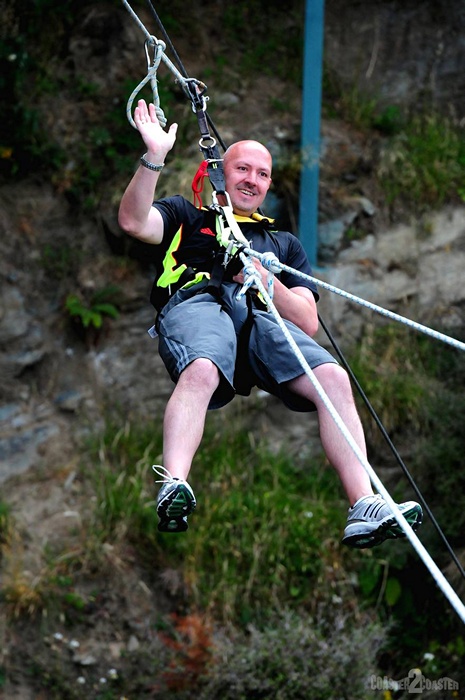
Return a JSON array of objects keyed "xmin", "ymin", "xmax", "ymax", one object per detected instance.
[{"xmin": 191, "ymin": 159, "xmax": 209, "ymax": 208}]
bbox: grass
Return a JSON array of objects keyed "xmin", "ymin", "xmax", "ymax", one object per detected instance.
[
  {"xmin": 167, "ymin": 446, "xmax": 345, "ymax": 622},
  {"xmin": 323, "ymin": 68, "xmax": 465, "ymax": 212},
  {"xmin": 347, "ymin": 323, "xmax": 434, "ymax": 439},
  {"xmin": 2, "ymin": 0, "xmax": 305, "ymax": 196},
  {"xmin": 6, "ymin": 0, "xmax": 465, "ymax": 219},
  {"xmin": 378, "ymin": 112, "xmax": 465, "ymax": 209},
  {"xmin": 85, "ymin": 418, "xmax": 164, "ymax": 545},
  {"xmin": 1, "ymin": 543, "xmax": 84, "ymax": 620},
  {"xmin": 345, "ymin": 322, "xmax": 465, "ymax": 670},
  {"xmin": 3, "ymin": 355, "xmax": 465, "ymax": 692},
  {"xmin": 79, "ymin": 323, "xmax": 465, "ymax": 637},
  {"xmin": 347, "ymin": 322, "xmax": 465, "ymax": 441},
  {"xmin": 220, "ymin": 1, "xmax": 304, "ymax": 84},
  {"xmin": 81, "ymin": 412, "xmax": 354, "ymax": 622},
  {"xmin": 0, "ymin": 500, "xmax": 11, "ymax": 553}
]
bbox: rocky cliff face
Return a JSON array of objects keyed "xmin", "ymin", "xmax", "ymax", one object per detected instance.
[{"xmin": 325, "ymin": 0, "xmax": 465, "ymax": 115}]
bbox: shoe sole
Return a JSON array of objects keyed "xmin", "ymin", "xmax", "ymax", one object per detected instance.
[
  {"xmin": 157, "ymin": 483, "xmax": 196, "ymax": 534},
  {"xmin": 342, "ymin": 504, "xmax": 423, "ymax": 549},
  {"xmin": 385, "ymin": 505, "xmax": 423, "ymax": 539}
]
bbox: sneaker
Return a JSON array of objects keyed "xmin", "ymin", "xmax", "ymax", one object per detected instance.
[
  {"xmin": 153, "ymin": 465, "xmax": 196, "ymax": 533},
  {"xmin": 342, "ymin": 494, "xmax": 423, "ymax": 549}
]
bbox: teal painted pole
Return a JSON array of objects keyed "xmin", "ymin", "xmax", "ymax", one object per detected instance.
[{"xmin": 299, "ymin": 0, "xmax": 325, "ymax": 267}]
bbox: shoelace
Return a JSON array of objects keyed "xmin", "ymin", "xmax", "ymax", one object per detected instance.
[
  {"xmin": 152, "ymin": 465, "xmax": 177, "ymax": 484},
  {"xmin": 351, "ymin": 494, "xmax": 387, "ymax": 516},
  {"xmin": 352, "ymin": 494, "xmax": 380, "ymax": 510}
]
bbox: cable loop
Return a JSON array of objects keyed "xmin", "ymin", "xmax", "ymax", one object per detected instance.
[
  {"xmin": 122, "ymin": 0, "xmax": 226, "ymax": 191},
  {"xmin": 126, "ymin": 39, "xmax": 167, "ymax": 128}
]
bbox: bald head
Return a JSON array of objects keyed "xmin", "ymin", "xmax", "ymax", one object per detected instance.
[
  {"xmin": 223, "ymin": 140, "xmax": 273, "ymax": 171},
  {"xmin": 222, "ymin": 140, "xmax": 273, "ymax": 216}
]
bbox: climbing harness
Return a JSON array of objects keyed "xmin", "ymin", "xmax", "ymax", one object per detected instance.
[{"xmin": 121, "ymin": 1, "xmax": 465, "ymax": 624}]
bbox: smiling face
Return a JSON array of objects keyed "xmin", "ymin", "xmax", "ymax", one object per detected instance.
[{"xmin": 223, "ymin": 140, "xmax": 272, "ymax": 216}]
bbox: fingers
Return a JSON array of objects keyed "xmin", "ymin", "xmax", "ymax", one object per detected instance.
[
  {"xmin": 134, "ymin": 100, "xmax": 149, "ymax": 129},
  {"xmin": 136, "ymin": 99, "xmax": 157, "ymax": 128},
  {"xmin": 135, "ymin": 99, "xmax": 177, "ymax": 137}
]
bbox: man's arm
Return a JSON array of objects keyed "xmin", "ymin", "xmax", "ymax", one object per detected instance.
[
  {"xmin": 118, "ymin": 99, "xmax": 178, "ymax": 245},
  {"xmin": 272, "ymin": 282, "xmax": 319, "ymax": 337},
  {"xmin": 233, "ymin": 259, "xmax": 319, "ymax": 336}
]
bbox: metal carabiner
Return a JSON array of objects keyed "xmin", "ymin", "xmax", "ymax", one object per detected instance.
[
  {"xmin": 183, "ymin": 78, "xmax": 208, "ymax": 113},
  {"xmin": 144, "ymin": 36, "xmax": 166, "ymax": 71}
]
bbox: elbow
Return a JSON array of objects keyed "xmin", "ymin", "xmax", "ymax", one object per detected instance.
[
  {"xmin": 305, "ymin": 317, "xmax": 319, "ymax": 337},
  {"xmin": 118, "ymin": 208, "xmax": 139, "ymax": 239},
  {"xmin": 117, "ymin": 208, "xmax": 132, "ymax": 235},
  {"xmin": 303, "ymin": 306, "xmax": 319, "ymax": 337}
]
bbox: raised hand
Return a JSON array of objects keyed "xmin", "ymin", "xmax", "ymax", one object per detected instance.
[{"xmin": 134, "ymin": 99, "xmax": 178, "ymax": 160}]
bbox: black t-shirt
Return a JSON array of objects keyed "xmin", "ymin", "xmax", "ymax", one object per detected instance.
[{"xmin": 151, "ymin": 195, "xmax": 318, "ymax": 310}]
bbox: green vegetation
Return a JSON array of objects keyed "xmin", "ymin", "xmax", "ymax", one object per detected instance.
[
  {"xmin": 4, "ymin": 0, "xmax": 465, "ymax": 217},
  {"xmin": 347, "ymin": 324, "xmax": 465, "ymax": 673},
  {"xmin": 378, "ymin": 113, "xmax": 465, "ymax": 209},
  {"xmin": 348, "ymin": 323, "xmax": 434, "ymax": 437},
  {"xmin": 41, "ymin": 242, "xmax": 84, "ymax": 282},
  {"xmin": 88, "ymin": 419, "xmax": 163, "ymax": 544},
  {"xmin": 198, "ymin": 609, "xmax": 384, "ymax": 700},
  {"xmin": 2, "ymin": 342, "xmax": 465, "ymax": 695},
  {"xmin": 64, "ymin": 284, "xmax": 121, "ymax": 346},
  {"xmin": 323, "ymin": 69, "xmax": 465, "ymax": 212},
  {"xmin": 323, "ymin": 76, "xmax": 379, "ymax": 129},
  {"xmin": 0, "ymin": 0, "xmax": 305, "ymax": 203},
  {"xmin": 0, "ymin": 412, "xmax": 390, "ymax": 697},
  {"xmin": 214, "ymin": 1, "xmax": 304, "ymax": 84},
  {"xmin": 89, "ymin": 418, "xmax": 351, "ymax": 622},
  {"xmin": 0, "ymin": 501, "xmax": 11, "ymax": 557},
  {"xmin": 65, "ymin": 285, "xmax": 121, "ymax": 331}
]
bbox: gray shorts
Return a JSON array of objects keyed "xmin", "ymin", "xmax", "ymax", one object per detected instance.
[{"xmin": 156, "ymin": 281, "xmax": 337, "ymax": 411}]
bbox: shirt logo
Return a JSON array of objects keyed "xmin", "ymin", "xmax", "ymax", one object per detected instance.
[{"xmin": 200, "ymin": 227, "xmax": 215, "ymax": 237}]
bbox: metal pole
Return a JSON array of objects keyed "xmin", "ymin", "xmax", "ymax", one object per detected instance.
[{"xmin": 299, "ymin": 0, "xmax": 325, "ymax": 267}]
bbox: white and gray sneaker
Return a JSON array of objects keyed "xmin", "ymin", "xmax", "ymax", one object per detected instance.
[
  {"xmin": 342, "ymin": 494, "xmax": 423, "ymax": 549},
  {"xmin": 153, "ymin": 466, "xmax": 196, "ymax": 533}
]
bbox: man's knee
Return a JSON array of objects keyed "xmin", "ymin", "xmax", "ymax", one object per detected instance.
[
  {"xmin": 180, "ymin": 357, "xmax": 220, "ymax": 392},
  {"xmin": 313, "ymin": 362, "xmax": 352, "ymax": 394}
]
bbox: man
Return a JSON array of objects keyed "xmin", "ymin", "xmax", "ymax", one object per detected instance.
[{"xmin": 118, "ymin": 99, "xmax": 422, "ymax": 547}]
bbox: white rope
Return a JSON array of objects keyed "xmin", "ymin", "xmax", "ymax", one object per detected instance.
[
  {"xmin": 236, "ymin": 250, "xmax": 465, "ymax": 624},
  {"xmin": 245, "ymin": 249, "xmax": 465, "ymax": 354}
]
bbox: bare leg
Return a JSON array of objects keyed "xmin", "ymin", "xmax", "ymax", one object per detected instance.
[
  {"xmin": 287, "ymin": 363, "xmax": 373, "ymax": 506},
  {"xmin": 162, "ymin": 358, "xmax": 220, "ymax": 480}
]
